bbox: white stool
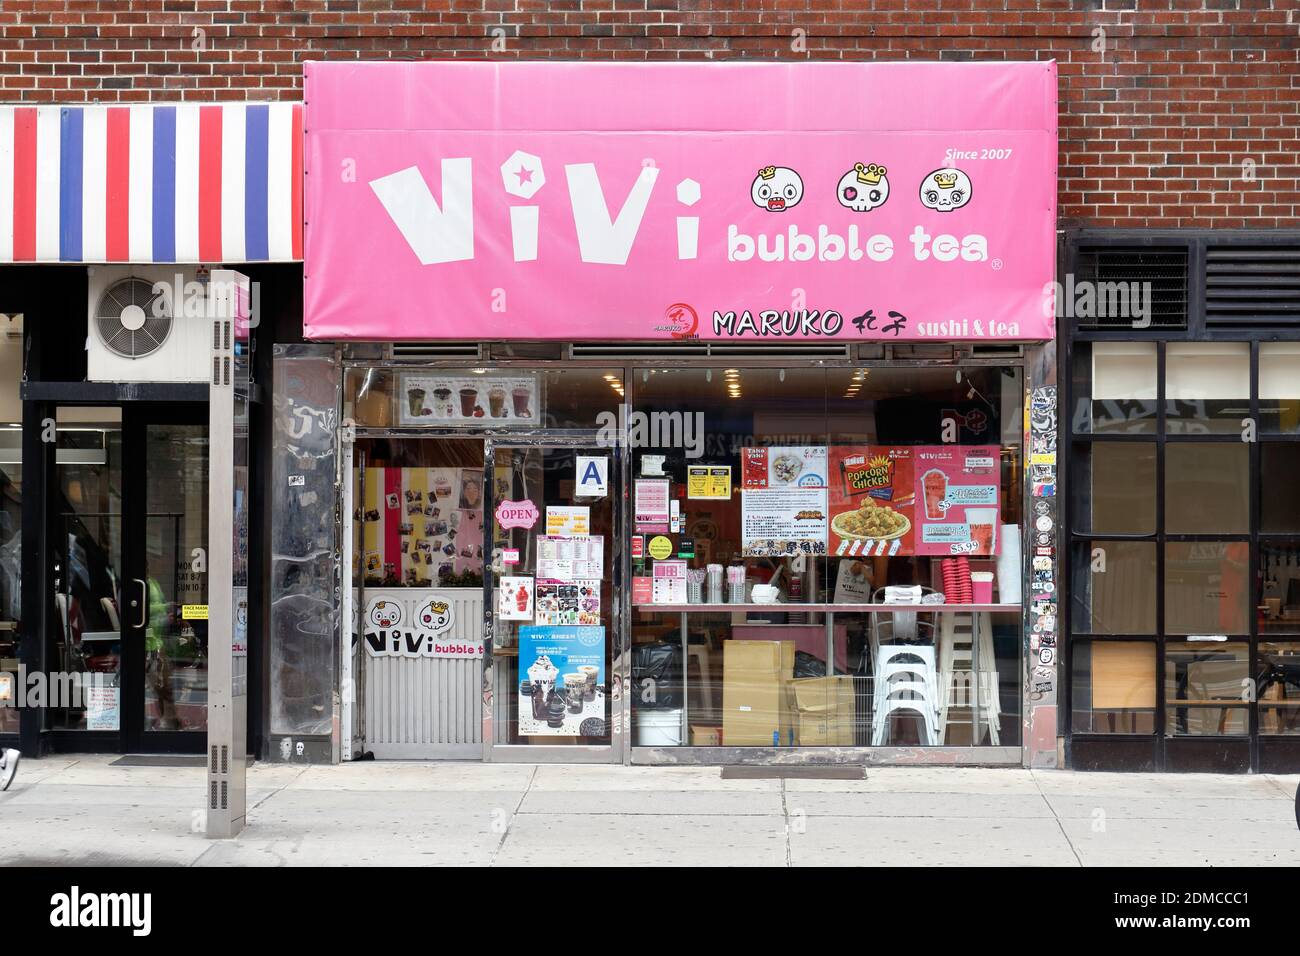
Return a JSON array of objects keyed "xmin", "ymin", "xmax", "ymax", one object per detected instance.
[
  {"xmin": 938, "ymin": 612, "xmax": 1001, "ymax": 745},
  {"xmin": 872, "ymin": 644, "xmax": 940, "ymax": 745}
]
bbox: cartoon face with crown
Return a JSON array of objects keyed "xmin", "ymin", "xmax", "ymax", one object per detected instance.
[
  {"xmin": 368, "ymin": 599, "xmax": 402, "ymax": 630},
  {"xmin": 919, "ymin": 167, "xmax": 973, "ymax": 212},
  {"xmin": 837, "ymin": 162, "xmax": 890, "ymax": 212},
  {"xmin": 751, "ymin": 165, "xmax": 804, "ymax": 212},
  {"xmin": 416, "ymin": 598, "xmax": 453, "ymax": 634}
]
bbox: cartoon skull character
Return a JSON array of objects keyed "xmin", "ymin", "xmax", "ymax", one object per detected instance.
[
  {"xmin": 751, "ymin": 165, "xmax": 803, "ymax": 212},
  {"xmin": 368, "ymin": 599, "xmax": 402, "ymax": 630},
  {"xmin": 919, "ymin": 168, "xmax": 973, "ymax": 212},
  {"xmin": 416, "ymin": 598, "xmax": 452, "ymax": 634},
  {"xmin": 837, "ymin": 162, "xmax": 890, "ymax": 212}
]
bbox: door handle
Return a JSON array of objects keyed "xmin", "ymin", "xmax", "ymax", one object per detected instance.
[{"xmin": 133, "ymin": 578, "xmax": 147, "ymax": 629}]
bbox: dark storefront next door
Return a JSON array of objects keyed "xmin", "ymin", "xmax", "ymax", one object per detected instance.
[{"xmin": 50, "ymin": 403, "xmax": 208, "ymax": 754}]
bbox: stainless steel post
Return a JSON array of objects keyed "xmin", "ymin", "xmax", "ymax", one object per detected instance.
[{"xmin": 206, "ymin": 270, "xmax": 249, "ymax": 838}]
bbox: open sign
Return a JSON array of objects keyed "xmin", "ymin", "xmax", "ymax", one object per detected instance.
[{"xmin": 495, "ymin": 499, "xmax": 539, "ymax": 530}]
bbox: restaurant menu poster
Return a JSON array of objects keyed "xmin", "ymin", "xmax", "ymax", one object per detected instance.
[
  {"xmin": 534, "ymin": 580, "xmax": 601, "ymax": 625},
  {"xmin": 829, "ymin": 446, "xmax": 916, "ymax": 556},
  {"xmin": 634, "ymin": 478, "xmax": 671, "ymax": 532},
  {"xmin": 546, "ymin": 505, "xmax": 590, "ymax": 536},
  {"xmin": 740, "ymin": 446, "xmax": 828, "ymax": 489},
  {"xmin": 913, "ymin": 445, "xmax": 1001, "ymax": 556},
  {"xmin": 652, "ymin": 560, "xmax": 688, "ymax": 604},
  {"xmin": 400, "ymin": 372, "xmax": 538, "ymax": 426},
  {"xmin": 687, "ymin": 465, "xmax": 732, "ymax": 500},
  {"xmin": 739, "ymin": 446, "xmax": 828, "ymax": 557},
  {"xmin": 498, "ymin": 575, "xmax": 535, "ymax": 621},
  {"xmin": 536, "ymin": 535, "xmax": 605, "ymax": 581},
  {"xmin": 518, "ymin": 625, "xmax": 606, "ymax": 737}
]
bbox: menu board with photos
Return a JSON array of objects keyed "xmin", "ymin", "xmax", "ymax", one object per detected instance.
[
  {"xmin": 829, "ymin": 446, "xmax": 916, "ymax": 557},
  {"xmin": 400, "ymin": 372, "xmax": 538, "ymax": 426},
  {"xmin": 739, "ymin": 446, "xmax": 828, "ymax": 556},
  {"xmin": 913, "ymin": 445, "xmax": 1002, "ymax": 555}
]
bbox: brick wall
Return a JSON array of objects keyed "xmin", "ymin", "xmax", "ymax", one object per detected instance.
[{"xmin": 1, "ymin": 1, "xmax": 1297, "ymax": 227}]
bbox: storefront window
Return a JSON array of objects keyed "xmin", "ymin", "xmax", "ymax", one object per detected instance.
[
  {"xmin": 1071, "ymin": 442, "xmax": 1156, "ymax": 535},
  {"xmin": 1071, "ymin": 335, "xmax": 1300, "ymax": 767},
  {"xmin": 1165, "ymin": 343, "xmax": 1250, "ymax": 435},
  {"xmin": 1257, "ymin": 642, "xmax": 1300, "ymax": 735},
  {"xmin": 1164, "ymin": 443, "xmax": 1249, "ymax": 534},
  {"xmin": 0, "ymin": 314, "xmax": 20, "ymax": 734},
  {"xmin": 1260, "ymin": 445, "xmax": 1300, "ymax": 532},
  {"xmin": 1072, "ymin": 342, "xmax": 1157, "ymax": 434},
  {"xmin": 628, "ymin": 364, "xmax": 1023, "ymax": 748},
  {"xmin": 1164, "ymin": 641, "xmax": 1249, "ymax": 736},
  {"xmin": 1259, "ymin": 543, "xmax": 1300, "ymax": 636},
  {"xmin": 1070, "ymin": 540, "xmax": 1156, "ymax": 635},
  {"xmin": 1164, "ymin": 542, "xmax": 1250, "ymax": 637},
  {"xmin": 1258, "ymin": 343, "xmax": 1300, "ymax": 433},
  {"xmin": 345, "ymin": 366, "xmax": 622, "ymax": 429},
  {"xmin": 1071, "ymin": 640, "xmax": 1156, "ymax": 734}
]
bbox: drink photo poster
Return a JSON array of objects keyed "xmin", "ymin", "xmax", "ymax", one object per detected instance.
[{"xmin": 913, "ymin": 445, "xmax": 1002, "ymax": 556}]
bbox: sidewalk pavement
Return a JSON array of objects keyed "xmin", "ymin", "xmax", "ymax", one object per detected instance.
[{"xmin": 0, "ymin": 756, "xmax": 1296, "ymax": 866}]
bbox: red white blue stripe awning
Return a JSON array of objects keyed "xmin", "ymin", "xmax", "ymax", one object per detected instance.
[{"xmin": 0, "ymin": 102, "xmax": 303, "ymax": 264}]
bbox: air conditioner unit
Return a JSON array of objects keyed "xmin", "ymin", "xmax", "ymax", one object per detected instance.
[{"xmin": 86, "ymin": 265, "xmax": 212, "ymax": 383}]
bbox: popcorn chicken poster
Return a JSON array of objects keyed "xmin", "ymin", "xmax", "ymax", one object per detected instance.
[{"xmin": 829, "ymin": 446, "xmax": 916, "ymax": 557}]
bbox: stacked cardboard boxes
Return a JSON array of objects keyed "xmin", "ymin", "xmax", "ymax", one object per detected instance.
[
  {"xmin": 788, "ymin": 676, "xmax": 856, "ymax": 746},
  {"xmin": 722, "ymin": 640, "xmax": 795, "ymax": 746}
]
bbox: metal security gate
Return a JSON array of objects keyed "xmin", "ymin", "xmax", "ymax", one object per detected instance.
[{"xmin": 361, "ymin": 589, "xmax": 483, "ymax": 759}]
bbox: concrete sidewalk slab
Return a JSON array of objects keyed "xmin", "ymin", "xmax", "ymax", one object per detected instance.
[{"xmin": 0, "ymin": 757, "xmax": 1296, "ymax": 866}]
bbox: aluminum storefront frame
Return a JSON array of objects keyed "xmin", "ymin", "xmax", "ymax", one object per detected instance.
[{"xmin": 336, "ymin": 343, "xmax": 1057, "ymax": 767}]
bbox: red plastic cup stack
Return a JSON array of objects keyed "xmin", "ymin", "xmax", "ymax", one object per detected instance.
[{"xmin": 941, "ymin": 557, "xmax": 973, "ymax": 604}]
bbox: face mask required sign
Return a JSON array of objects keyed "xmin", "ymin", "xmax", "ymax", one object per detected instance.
[{"xmin": 303, "ymin": 61, "xmax": 1057, "ymax": 342}]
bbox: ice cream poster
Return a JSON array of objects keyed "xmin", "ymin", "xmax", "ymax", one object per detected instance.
[
  {"xmin": 518, "ymin": 625, "xmax": 607, "ymax": 737},
  {"xmin": 829, "ymin": 446, "xmax": 915, "ymax": 556},
  {"xmin": 913, "ymin": 445, "xmax": 1001, "ymax": 555}
]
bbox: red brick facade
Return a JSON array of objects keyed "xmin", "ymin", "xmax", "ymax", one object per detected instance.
[{"xmin": 1, "ymin": 1, "xmax": 1297, "ymax": 227}]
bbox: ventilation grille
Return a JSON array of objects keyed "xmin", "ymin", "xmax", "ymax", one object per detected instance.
[
  {"xmin": 390, "ymin": 343, "xmax": 483, "ymax": 360},
  {"xmin": 1205, "ymin": 245, "xmax": 1300, "ymax": 328},
  {"xmin": 570, "ymin": 342, "xmax": 851, "ymax": 359},
  {"xmin": 1074, "ymin": 245, "xmax": 1189, "ymax": 330},
  {"xmin": 94, "ymin": 276, "xmax": 173, "ymax": 357}
]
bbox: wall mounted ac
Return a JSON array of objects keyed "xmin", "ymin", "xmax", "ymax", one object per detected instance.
[{"xmin": 86, "ymin": 264, "xmax": 213, "ymax": 383}]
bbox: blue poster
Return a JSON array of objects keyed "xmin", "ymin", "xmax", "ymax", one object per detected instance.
[{"xmin": 518, "ymin": 625, "xmax": 606, "ymax": 737}]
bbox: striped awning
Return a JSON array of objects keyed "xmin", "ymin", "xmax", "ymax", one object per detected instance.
[{"xmin": 0, "ymin": 102, "xmax": 302, "ymax": 264}]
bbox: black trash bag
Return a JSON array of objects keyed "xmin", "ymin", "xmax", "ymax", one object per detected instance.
[
  {"xmin": 630, "ymin": 640, "xmax": 683, "ymax": 709},
  {"xmin": 793, "ymin": 650, "xmax": 828, "ymax": 678}
]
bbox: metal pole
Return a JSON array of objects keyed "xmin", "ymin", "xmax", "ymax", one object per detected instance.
[{"xmin": 206, "ymin": 270, "xmax": 248, "ymax": 839}]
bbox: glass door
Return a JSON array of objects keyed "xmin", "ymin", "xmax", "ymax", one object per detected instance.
[
  {"xmin": 49, "ymin": 407, "xmax": 125, "ymax": 738},
  {"xmin": 485, "ymin": 441, "xmax": 623, "ymax": 762},
  {"xmin": 126, "ymin": 411, "xmax": 209, "ymax": 751}
]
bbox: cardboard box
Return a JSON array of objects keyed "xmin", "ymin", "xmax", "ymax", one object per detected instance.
[
  {"xmin": 690, "ymin": 724, "xmax": 724, "ymax": 746},
  {"xmin": 788, "ymin": 676, "xmax": 856, "ymax": 746},
  {"xmin": 722, "ymin": 640, "xmax": 795, "ymax": 746}
]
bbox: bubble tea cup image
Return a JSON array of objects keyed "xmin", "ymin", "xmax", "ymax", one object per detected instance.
[
  {"xmin": 407, "ymin": 386, "xmax": 427, "ymax": 417},
  {"xmin": 489, "ymin": 386, "xmax": 507, "ymax": 417},
  {"xmin": 564, "ymin": 673, "xmax": 587, "ymax": 714},
  {"xmin": 922, "ymin": 469, "xmax": 948, "ymax": 520},
  {"xmin": 458, "ymin": 387, "xmax": 478, "ymax": 417},
  {"xmin": 578, "ymin": 664, "xmax": 599, "ymax": 702}
]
